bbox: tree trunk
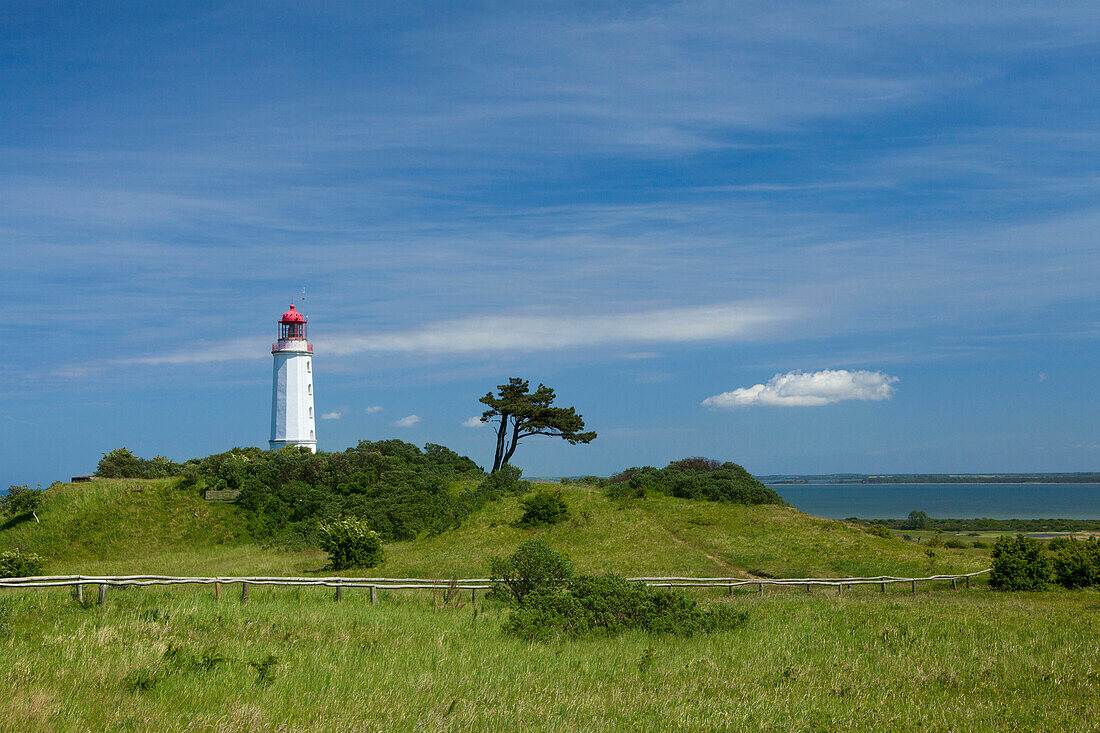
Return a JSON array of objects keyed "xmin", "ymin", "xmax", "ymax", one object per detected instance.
[
  {"xmin": 491, "ymin": 412, "xmax": 510, "ymax": 473},
  {"xmin": 501, "ymin": 419, "xmax": 523, "ymax": 467}
]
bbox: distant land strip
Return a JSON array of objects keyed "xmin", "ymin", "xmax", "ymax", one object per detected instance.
[
  {"xmin": 849, "ymin": 517, "xmax": 1100, "ymax": 532},
  {"xmin": 760, "ymin": 473, "xmax": 1100, "ymax": 484}
]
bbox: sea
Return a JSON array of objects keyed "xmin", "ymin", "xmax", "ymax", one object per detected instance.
[{"xmin": 769, "ymin": 483, "xmax": 1100, "ymax": 520}]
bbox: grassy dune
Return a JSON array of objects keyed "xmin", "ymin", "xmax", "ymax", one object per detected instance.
[
  {"xmin": 0, "ymin": 585, "xmax": 1097, "ymax": 731},
  {"xmin": 0, "ymin": 477, "xmax": 1095, "ymax": 731},
  {"xmin": 1, "ymin": 478, "xmax": 985, "ymax": 579}
]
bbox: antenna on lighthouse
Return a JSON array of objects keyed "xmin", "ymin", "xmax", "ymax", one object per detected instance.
[{"xmin": 299, "ymin": 287, "xmax": 308, "ymax": 318}]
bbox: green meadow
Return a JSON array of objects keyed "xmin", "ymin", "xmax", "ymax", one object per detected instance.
[{"xmin": 0, "ymin": 478, "xmax": 1096, "ymax": 731}]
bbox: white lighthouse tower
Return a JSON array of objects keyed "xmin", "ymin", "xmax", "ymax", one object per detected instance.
[{"xmin": 269, "ymin": 303, "xmax": 317, "ymax": 453}]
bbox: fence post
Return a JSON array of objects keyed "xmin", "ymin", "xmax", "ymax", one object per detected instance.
[
  {"xmin": 965, "ymin": 575, "xmax": 971, "ymax": 589},
  {"xmin": 727, "ymin": 584, "xmax": 734, "ymax": 597},
  {"xmin": 880, "ymin": 582, "xmax": 886, "ymax": 593},
  {"xmin": 75, "ymin": 584, "xmax": 84, "ymax": 604},
  {"xmin": 471, "ymin": 587, "xmax": 478, "ymax": 605},
  {"xmin": 838, "ymin": 584, "xmax": 844, "ymax": 597},
  {"xmin": 369, "ymin": 586, "xmax": 377, "ymax": 605},
  {"xmin": 758, "ymin": 583, "xmax": 764, "ymax": 595},
  {"xmin": 911, "ymin": 580, "xmax": 916, "ymax": 595},
  {"xmin": 952, "ymin": 578, "xmax": 958, "ymax": 591},
  {"xmin": 335, "ymin": 585, "xmax": 343, "ymax": 602},
  {"xmin": 215, "ymin": 582, "xmax": 222, "ymax": 600},
  {"xmin": 97, "ymin": 584, "xmax": 107, "ymax": 607},
  {"xmin": 241, "ymin": 582, "xmax": 249, "ymax": 604},
  {"xmin": 806, "ymin": 583, "xmax": 812, "ymax": 594}
]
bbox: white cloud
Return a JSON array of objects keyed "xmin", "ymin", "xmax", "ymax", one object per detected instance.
[
  {"xmin": 119, "ymin": 301, "xmax": 793, "ymax": 366},
  {"xmin": 703, "ymin": 369, "xmax": 899, "ymax": 408},
  {"xmin": 365, "ymin": 406, "xmax": 384, "ymax": 413},
  {"xmin": 462, "ymin": 416, "xmax": 485, "ymax": 427},
  {"xmin": 320, "ymin": 409, "xmax": 346, "ymax": 420},
  {"xmin": 319, "ymin": 302, "xmax": 792, "ymax": 357},
  {"xmin": 393, "ymin": 414, "xmax": 421, "ymax": 427}
]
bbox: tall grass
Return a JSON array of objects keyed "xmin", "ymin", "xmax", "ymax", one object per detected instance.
[{"xmin": 0, "ymin": 585, "xmax": 1096, "ymax": 731}]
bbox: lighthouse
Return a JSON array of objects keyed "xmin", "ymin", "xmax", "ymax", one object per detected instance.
[{"xmin": 269, "ymin": 303, "xmax": 317, "ymax": 453}]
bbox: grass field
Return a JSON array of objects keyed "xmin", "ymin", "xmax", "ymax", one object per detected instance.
[
  {"xmin": 2, "ymin": 477, "xmax": 1094, "ymax": 731},
  {"xmin": 0, "ymin": 583, "xmax": 1098, "ymax": 732}
]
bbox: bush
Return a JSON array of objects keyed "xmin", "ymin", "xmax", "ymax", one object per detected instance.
[
  {"xmin": 1048, "ymin": 536, "xmax": 1076, "ymax": 552},
  {"xmin": 943, "ymin": 538, "xmax": 967, "ymax": 549},
  {"xmin": 503, "ymin": 573, "xmax": 749, "ymax": 641},
  {"xmin": 2, "ymin": 486, "xmax": 42, "ymax": 516},
  {"xmin": 517, "ymin": 489, "xmax": 570, "ymax": 527},
  {"xmin": 990, "ymin": 534, "xmax": 1051, "ymax": 591},
  {"xmin": 1051, "ymin": 538, "xmax": 1100, "ymax": 589},
  {"xmin": 971, "ymin": 540, "xmax": 989, "ymax": 549},
  {"xmin": 489, "ymin": 539, "xmax": 572, "ymax": 605},
  {"xmin": 317, "ymin": 518, "xmax": 384, "ymax": 570},
  {"xmin": 478, "ymin": 465, "xmax": 530, "ymax": 497},
  {"xmin": 96, "ymin": 448, "xmax": 181, "ymax": 479},
  {"xmin": 865, "ymin": 523, "xmax": 892, "ymax": 538},
  {"xmin": 0, "ymin": 549, "xmax": 46, "ymax": 578},
  {"xmin": 607, "ymin": 458, "xmax": 784, "ymax": 506}
]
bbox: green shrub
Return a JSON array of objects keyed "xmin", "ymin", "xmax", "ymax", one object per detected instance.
[
  {"xmin": 990, "ymin": 534, "xmax": 1051, "ymax": 591},
  {"xmin": 503, "ymin": 573, "xmax": 749, "ymax": 641},
  {"xmin": 943, "ymin": 538, "xmax": 967, "ymax": 549},
  {"xmin": 489, "ymin": 539, "xmax": 572, "ymax": 605},
  {"xmin": 971, "ymin": 540, "xmax": 989, "ymax": 549},
  {"xmin": 1051, "ymin": 538, "xmax": 1100, "ymax": 589},
  {"xmin": 477, "ymin": 464, "xmax": 530, "ymax": 497},
  {"xmin": 96, "ymin": 448, "xmax": 181, "ymax": 479},
  {"xmin": 865, "ymin": 523, "xmax": 892, "ymax": 538},
  {"xmin": 317, "ymin": 518, "xmax": 384, "ymax": 570},
  {"xmin": 2, "ymin": 486, "xmax": 43, "ymax": 516},
  {"xmin": 1047, "ymin": 536, "xmax": 1076, "ymax": 552},
  {"xmin": 607, "ymin": 458, "xmax": 783, "ymax": 506},
  {"xmin": 0, "ymin": 549, "xmax": 46, "ymax": 578},
  {"xmin": 517, "ymin": 489, "xmax": 570, "ymax": 527}
]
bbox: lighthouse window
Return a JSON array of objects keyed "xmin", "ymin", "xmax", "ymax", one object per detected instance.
[
  {"xmin": 306, "ymin": 362, "xmax": 311, "ymax": 373},
  {"xmin": 309, "ymin": 407, "xmax": 313, "ymax": 418},
  {"xmin": 310, "ymin": 430, "xmax": 314, "ymax": 439},
  {"xmin": 308, "ymin": 384, "xmax": 312, "ymax": 395}
]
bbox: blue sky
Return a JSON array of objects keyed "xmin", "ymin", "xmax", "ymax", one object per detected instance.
[{"xmin": 3, "ymin": 1, "xmax": 1099, "ymax": 487}]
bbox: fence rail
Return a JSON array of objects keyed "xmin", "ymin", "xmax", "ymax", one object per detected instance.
[{"xmin": 0, "ymin": 569, "xmax": 990, "ymax": 605}]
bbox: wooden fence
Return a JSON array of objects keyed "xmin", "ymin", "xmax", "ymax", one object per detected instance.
[{"xmin": 0, "ymin": 570, "xmax": 990, "ymax": 606}]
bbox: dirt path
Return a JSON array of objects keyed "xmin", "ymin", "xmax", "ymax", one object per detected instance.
[{"xmin": 658, "ymin": 526, "xmax": 757, "ymax": 578}]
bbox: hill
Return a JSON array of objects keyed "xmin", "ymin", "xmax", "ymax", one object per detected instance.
[{"xmin": 0, "ymin": 477, "xmax": 985, "ymax": 579}]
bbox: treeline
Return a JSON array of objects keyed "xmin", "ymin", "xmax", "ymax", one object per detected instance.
[
  {"xmin": 96, "ymin": 442, "xmax": 526, "ymax": 544},
  {"xmin": 92, "ymin": 447, "xmax": 781, "ymax": 548},
  {"xmin": 855, "ymin": 512, "xmax": 1100, "ymax": 532},
  {"xmin": 763, "ymin": 473, "xmax": 1100, "ymax": 484}
]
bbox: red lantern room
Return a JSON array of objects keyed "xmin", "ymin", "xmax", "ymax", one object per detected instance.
[{"xmin": 278, "ymin": 303, "xmax": 307, "ymax": 340}]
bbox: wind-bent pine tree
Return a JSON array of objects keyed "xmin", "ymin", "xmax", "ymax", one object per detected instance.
[{"xmin": 479, "ymin": 377, "xmax": 597, "ymax": 473}]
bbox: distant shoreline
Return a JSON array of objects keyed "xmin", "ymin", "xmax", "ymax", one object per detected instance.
[{"xmin": 766, "ymin": 481, "xmax": 1100, "ymax": 486}]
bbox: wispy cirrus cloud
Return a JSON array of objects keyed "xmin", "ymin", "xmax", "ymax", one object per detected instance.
[
  {"xmin": 703, "ymin": 369, "xmax": 899, "ymax": 408},
  {"xmin": 321, "ymin": 408, "xmax": 347, "ymax": 420},
  {"xmin": 119, "ymin": 301, "xmax": 795, "ymax": 366}
]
